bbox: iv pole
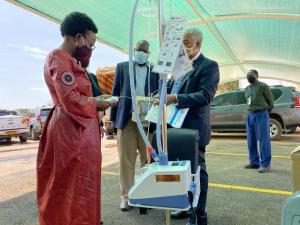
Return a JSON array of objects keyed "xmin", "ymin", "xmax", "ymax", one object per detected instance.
[
  {"xmin": 157, "ymin": 1, "xmax": 171, "ymax": 225},
  {"xmin": 129, "ymin": 1, "xmax": 172, "ymax": 224}
]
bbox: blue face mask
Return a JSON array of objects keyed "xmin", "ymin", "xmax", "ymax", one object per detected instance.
[{"xmin": 134, "ymin": 51, "xmax": 149, "ymax": 65}]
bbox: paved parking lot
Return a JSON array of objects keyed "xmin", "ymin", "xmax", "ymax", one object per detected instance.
[{"xmin": 0, "ymin": 130, "xmax": 299, "ymax": 225}]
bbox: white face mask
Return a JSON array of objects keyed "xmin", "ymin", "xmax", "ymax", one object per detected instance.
[{"xmin": 134, "ymin": 51, "xmax": 149, "ymax": 65}]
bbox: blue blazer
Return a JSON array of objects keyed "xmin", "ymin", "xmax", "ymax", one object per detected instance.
[
  {"xmin": 110, "ymin": 61, "xmax": 159, "ymax": 130},
  {"xmin": 169, "ymin": 54, "xmax": 220, "ymax": 147}
]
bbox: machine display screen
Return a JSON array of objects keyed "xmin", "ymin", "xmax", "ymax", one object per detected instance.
[
  {"xmin": 156, "ymin": 175, "xmax": 180, "ymax": 182},
  {"xmin": 170, "ymin": 161, "xmax": 186, "ymax": 166}
]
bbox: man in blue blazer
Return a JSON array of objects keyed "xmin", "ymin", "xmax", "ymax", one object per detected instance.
[
  {"xmin": 109, "ymin": 40, "xmax": 159, "ymax": 211},
  {"xmin": 167, "ymin": 28, "xmax": 220, "ymax": 225}
]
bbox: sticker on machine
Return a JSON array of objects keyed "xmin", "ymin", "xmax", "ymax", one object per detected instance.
[{"xmin": 61, "ymin": 72, "xmax": 75, "ymax": 86}]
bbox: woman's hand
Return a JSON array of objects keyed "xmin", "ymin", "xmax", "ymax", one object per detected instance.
[
  {"xmin": 95, "ymin": 95, "xmax": 119, "ymax": 108},
  {"xmin": 94, "ymin": 97, "xmax": 110, "ymax": 111},
  {"xmin": 98, "ymin": 94, "xmax": 111, "ymax": 99}
]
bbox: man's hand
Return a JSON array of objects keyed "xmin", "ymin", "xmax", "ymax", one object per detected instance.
[
  {"xmin": 166, "ymin": 95, "xmax": 177, "ymax": 105},
  {"xmin": 153, "ymin": 94, "xmax": 177, "ymax": 106}
]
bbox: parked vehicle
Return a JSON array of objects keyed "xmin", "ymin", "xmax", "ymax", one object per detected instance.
[
  {"xmin": 30, "ymin": 107, "xmax": 52, "ymax": 140},
  {"xmin": 0, "ymin": 110, "xmax": 30, "ymax": 143},
  {"xmin": 210, "ymin": 85, "xmax": 300, "ymax": 140},
  {"xmin": 286, "ymin": 89, "xmax": 300, "ymax": 134}
]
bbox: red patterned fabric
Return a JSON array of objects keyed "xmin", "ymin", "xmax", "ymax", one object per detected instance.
[{"xmin": 37, "ymin": 49, "xmax": 101, "ymax": 225}]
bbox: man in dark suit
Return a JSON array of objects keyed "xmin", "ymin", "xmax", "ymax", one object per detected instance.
[
  {"xmin": 109, "ymin": 40, "xmax": 159, "ymax": 211},
  {"xmin": 166, "ymin": 28, "xmax": 220, "ymax": 225}
]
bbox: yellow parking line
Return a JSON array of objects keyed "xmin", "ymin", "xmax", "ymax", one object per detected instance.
[
  {"xmin": 206, "ymin": 152, "xmax": 290, "ymax": 159},
  {"xmin": 275, "ymin": 142, "xmax": 300, "ymax": 145},
  {"xmin": 102, "ymin": 171, "xmax": 292, "ymax": 196},
  {"xmin": 284, "ymin": 134, "xmax": 300, "ymax": 137},
  {"xmin": 211, "ymin": 140, "xmax": 299, "ymax": 145},
  {"xmin": 103, "ymin": 171, "xmax": 119, "ymax": 176},
  {"xmin": 209, "ymin": 183, "xmax": 292, "ymax": 196}
]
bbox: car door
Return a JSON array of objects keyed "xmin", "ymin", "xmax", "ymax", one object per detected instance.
[
  {"xmin": 230, "ymin": 91, "xmax": 248, "ymax": 128},
  {"xmin": 210, "ymin": 92, "xmax": 238, "ymax": 128}
]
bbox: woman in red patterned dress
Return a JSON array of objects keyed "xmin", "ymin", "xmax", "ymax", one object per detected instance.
[{"xmin": 37, "ymin": 12, "xmax": 109, "ymax": 225}]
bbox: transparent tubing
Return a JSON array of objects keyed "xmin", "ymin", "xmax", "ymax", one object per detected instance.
[
  {"xmin": 156, "ymin": 78, "xmax": 167, "ymax": 154},
  {"xmin": 128, "ymin": 0, "xmax": 152, "ymax": 149}
]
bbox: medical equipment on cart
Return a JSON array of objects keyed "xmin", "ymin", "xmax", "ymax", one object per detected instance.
[
  {"xmin": 126, "ymin": 1, "xmax": 200, "ymax": 224},
  {"xmin": 129, "ymin": 161, "xmax": 200, "ymax": 210}
]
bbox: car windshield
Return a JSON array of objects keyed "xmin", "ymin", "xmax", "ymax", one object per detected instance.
[{"xmin": 0, "ymin": 111, "xmax": 18, "ymax": 116}]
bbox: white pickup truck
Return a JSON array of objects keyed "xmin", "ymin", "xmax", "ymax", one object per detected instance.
[
  {"xmin": 29, "ymin": 107, "xmax": 52, "ymax": 140},
  {"xmin": 0, "ymin": 110, "xmax": 30, "ymax": 143}
]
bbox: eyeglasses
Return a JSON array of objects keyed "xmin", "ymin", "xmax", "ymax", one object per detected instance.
[{"xmin": 81, "ymin": 35, "xmax": 96, "ymax": 51}]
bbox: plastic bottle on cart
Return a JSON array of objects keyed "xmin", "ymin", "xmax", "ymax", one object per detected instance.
[
  {"xmin": 190, "ymin": 180, "xmax": 196, "ymax": 197},
  {"xmin": 158, "ymin": 151, "xmax": 168, "ymax": 165}
]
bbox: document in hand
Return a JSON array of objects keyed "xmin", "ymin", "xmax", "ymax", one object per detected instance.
[{"xmin": 145, "ymin": 104, "xmax": 189, "ymax": 128}]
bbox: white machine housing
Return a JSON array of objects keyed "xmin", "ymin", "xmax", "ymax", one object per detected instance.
[{"xmin": 128, "ymin": 161, "xmax": 200, "ymax": 210}]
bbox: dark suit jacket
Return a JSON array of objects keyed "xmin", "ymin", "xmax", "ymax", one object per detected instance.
[
  {"xmin": 110, "ymin": 61, "xmax": 159, "ymax": 131},
  {"xmin": 169, "ymin": 54, "xmax": 220, "ymax": 147},
  {"xmin": 86, "ymin": 72, "xmax": 104, "ymax": 126},
  {"xmin": 86, "ymin": 72, "xmax": 102, "ymax": 97}
]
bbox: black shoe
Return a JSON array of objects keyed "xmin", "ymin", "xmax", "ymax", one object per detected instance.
[
  {"xmin": 186, "ymin": 214, "xmax": 207, "ymax": 225},
  {"xmin": 101, "ymin": 221, "xmax": 103, "ymax": 225},
  {"xmin": 171, "ymin": 210, "xmax": 189, "ymax": 219},
  {"xmin": 244, "ymin": 163, "xmax": 260, "ymax": 169},
  {"xmin": 139, "ymin": 207, "xmax": 148, "ymax": 215}
]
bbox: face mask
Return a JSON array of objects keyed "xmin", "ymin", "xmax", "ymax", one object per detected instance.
[
  {"xmin": 80, "ymin": 59, "xmax": 90, "ymax": 68},
  {"xmin": 247, "ymin": 75, "xmax": 257, "ymax": 84},
  {"xmin": 185, "ymin": 44, "xmax": 197, "ymax": 58},
  {"xmin": 74, "ymin": 36, "xmax": 92, "ymax": 67},
  {"xmin": 134, "ymin": 51, "xmax": 149, "ymax": 65}
]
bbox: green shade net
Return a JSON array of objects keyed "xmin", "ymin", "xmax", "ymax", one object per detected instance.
[{"xmin": 9, "ymin": 0, "xmax": 300, "ymax": 84}]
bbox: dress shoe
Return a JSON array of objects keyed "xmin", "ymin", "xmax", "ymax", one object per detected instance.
[
  {"xmin": 244, "ymin": 163, "xmax": 260, "ymax": 169},
  {"xmin": 171, "ymin": 210, "xmax": 189, "ymax": 219},
  {"xmin": 139, "ymin": 207, "xmax": 148, "ymax": 215},
  {"xmin": 186, "ymin": 213, "xmax": 208, "ymax": 225},
  {"xmin": 258, "ymin": 166, "xmax": 271, "ymax": 173},
  {"xmin": 119, "ymin": 199, "xmax": 131, "ymax": 211}
]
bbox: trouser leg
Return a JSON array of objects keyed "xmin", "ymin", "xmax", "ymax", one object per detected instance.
[
  {"xmin": 196, "ymin": 146, "xmax": 208, "ymax": 216},
  {"xmin": 136, "ymin": 124, "xmax": 148, "ymax": 168},
  {"xmin": 117, "ymin": 120, "xmax": 138, "ymax": 199},
  {"xmin": 256, "ymin": 110, "xmax": 272, "ymax": 168},
  {"xmin": 246, "ymin": 112, "xmax": 260, "ymax": 166}
]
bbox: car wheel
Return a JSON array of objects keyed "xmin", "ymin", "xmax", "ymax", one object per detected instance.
[
  {"xmin": 31, "ymin": 128, "xmax": 39, "ymax": 140},
  {"xmin": 6, "ymin": 137, "xmax": 12, "ymax": 143},
  {"xmin": 286, "ymin": 126, "xmax": 297, "ymax": 134},
  {"xmin": 19, "ymin": 135, "xmax": 28, "ymax": 143},
  {"xmin": 270, "ymin": 118, "xmax": 282, "ymax": 141}
]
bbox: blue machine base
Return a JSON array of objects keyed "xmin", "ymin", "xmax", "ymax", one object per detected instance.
[{"xmin": 129, "ymin": 194, "xmax": 190, "ymax": 209}]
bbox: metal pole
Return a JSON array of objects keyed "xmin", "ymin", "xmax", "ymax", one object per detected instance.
[
  {"xmin": 158, "ymin": 1, "xmax": 171, "ymax": 225},
  {"xmin": 157, "ymin": 0, "xmax": 168, "ymax": 154}
]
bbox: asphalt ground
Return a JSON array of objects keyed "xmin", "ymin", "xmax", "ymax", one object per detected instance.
[{"xmin": 0, "ymin": 130, "xmax": 299, "ymax": 225}]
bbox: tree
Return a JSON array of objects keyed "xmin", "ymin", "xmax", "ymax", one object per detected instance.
[{"xmin": 14, "ymin": 108, "xmax": 35, "ymax": 117}]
